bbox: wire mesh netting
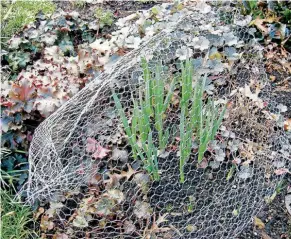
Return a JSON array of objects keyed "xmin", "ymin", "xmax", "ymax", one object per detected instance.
[{"xmin": 22, "ymin": 2, "xmax": 290, "ymax": 238}]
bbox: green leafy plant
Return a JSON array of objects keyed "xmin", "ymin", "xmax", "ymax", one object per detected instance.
[
  {"xmin": 1, "ymin": 148, "xmax": 29, "ymax": 191},
  {"xmin": 179, "ymin": 60, "xmax": 226, "ymax": 183},
  {"xmin": 241, "ymin": 0, "xmax": 264, "ymax": 18},
  {"xmin": 95, "ymin": 7, "xmax": 114, "ymax": 28},
  {"xmin": 73, "ymin": 0, "xmax": 86, "ymax": 9},
  {"xmin": 1, "ymin": 190, "xmax": 37, "ymax": 239}
]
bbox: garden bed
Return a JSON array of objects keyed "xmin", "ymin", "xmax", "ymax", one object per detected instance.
[{"xmin": 1, "ymin": 1, "xmax": 290, "ymax": 239}]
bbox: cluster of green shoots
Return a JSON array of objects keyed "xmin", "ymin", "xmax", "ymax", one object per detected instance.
[
  {"xmin": 179, "ymin": 60, "xmax": 226, "ymax": 183},
  {"xmin": 114, "ymin": 58, "xmax": 226, "ymax": 182},
  {"xmin": 113, "ymin": 58, "xmax": 176, "ymax": 181},
  {"xmin": 1, "ymin": 190, "xmax": 37, "ymax": 238}
]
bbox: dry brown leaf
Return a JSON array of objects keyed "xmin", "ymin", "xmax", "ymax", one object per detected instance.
[
  {"xmin": 269, "ymin": 75, "xmax": 276, "ymax": 82},
  {"xmin": 34, "ymin": 207, "xmax": 45, "ymax": 220},
  {"xmin": 105, "ymin": 164, "xmax": 138, "ymax": 188},
  {"xmin": 40, "ymin": 215, "xmax": 54, "ymax": 231},
  {"xmin": 250, "ymin": 17, "xmax": 280, "ymax": 35},
  {"xmin": 120, "ymin": 164, "xmax": 137, "ymax": 179},
  {"xmin": 284, "ymin": 119, "xmax": 291, "ymax": 131}
]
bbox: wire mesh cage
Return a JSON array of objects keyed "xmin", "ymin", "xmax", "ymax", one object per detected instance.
[{"xmin": 22, "ymin": 2, "xmax": 290, "ymax": 238}]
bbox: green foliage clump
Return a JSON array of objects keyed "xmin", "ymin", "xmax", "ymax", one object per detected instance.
[
  {"xmin": 1, "ymin": 0, "xmax": 55, "ymax": 41},
  {"xmin": 114, "ymin": 59, "xmax": 226, "ymax": 183},
  {"xmin": 1, "ymin": 191, "xmax": 37, "ymax": 239},
  {"xmin": 95, "ymin": 7, "xmax": 114, "ymax": 28},
  {"xmin": 179, "ymin": 60, "xmax": 226, "ymax": 183},
  {"xmin": 1, "ymin": 148, "xmax": 29, "ymax": 191},
  {"xmin": 113, "ymin": 58, "xmax": 176, "ymax": 181}
]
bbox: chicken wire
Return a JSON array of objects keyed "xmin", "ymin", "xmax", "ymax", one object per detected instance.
[{"xmin": 22, "ymin": 3, "xmax": 290, "ymax": 239}]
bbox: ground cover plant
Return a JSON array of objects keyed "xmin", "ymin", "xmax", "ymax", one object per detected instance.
[{"xmin": 1, "ymin": 1, "xmax": 290, "ymax": 239}]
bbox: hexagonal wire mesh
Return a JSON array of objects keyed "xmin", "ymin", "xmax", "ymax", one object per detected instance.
[{"xmin": 22, "ymin": 2, "xmax": 290, "ymax": 239}]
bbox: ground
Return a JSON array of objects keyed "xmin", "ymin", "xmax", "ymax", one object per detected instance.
[{"xmin": 1, "ymin": 1, "xmax": 290, "ymax": 238}]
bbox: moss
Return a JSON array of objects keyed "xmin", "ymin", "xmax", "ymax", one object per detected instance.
[{"xmin": 1, "ymin": 0, "xmax": 55, "ymax": 40}]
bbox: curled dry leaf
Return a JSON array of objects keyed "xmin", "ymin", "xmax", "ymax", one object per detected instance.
[{"xmin": 34, "ymin": 207, "xmax": 45, "ymax": 220}]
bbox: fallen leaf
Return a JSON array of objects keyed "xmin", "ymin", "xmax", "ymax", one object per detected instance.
[
  {"xmin": 250, "ymin": 17, "xmax": 280, "ymax": 35},
  {"xmin": 134, "ymin": 201, "xmax": 152, "ymax": 219},
  {"xmin": 94, "ymin": 198, "xmax": 115, "ymax": 216},
  {"xmin": 253, "ymin": 216, "xmax": 265, "ymax": 229},
  {"xmin": 46, "ymin": 202, "xmax": 64, "ymax": 218},
  {"xmin": 53, "ymin": 233, "xmax": 69, "ymax": 239},
  {"xmin": 105, "ymin": 189, "xmax": 125, "ymax": 203},
  {"xmin": 120, "ymin": 164, "xmax": 137, "ymax": 180},
  {"xmin": 86, "ymin": 137, "xmax": 110, "ymax": 159},
  {"xmin": 274, "ymin": 168, "xmax": 290, "ymax": 175},
  {"xmin": 260, "ymin": 231, "xmax": 272, "ymax": 239},
  {"xmin": 238, "ymin": 165, "xmax": 253, "ymax": 179},
  {"xmin": 284, "ymin": 119, "xmax": 291, "ymax": 131},
  {"xmin": 112, "ymin": 148, "xmax": 128, "ymax": 162},
  {"xmin": 277, "ymin": 104, "xmax": 287, "ymax": 113},
  {"xmin": 92, "ymin": 144, "xmax": 110, "ymax": 159},
  {"xmin": 123, "ymin": 220, "xmax": 136, "ymax": 234},
  {"xmin": 40, "ymin": 215, "xmax": 54, "ymax": 231},
  {"xmin": 86, "ymin": 137, "xmax": 98, "ymax": 153},
  {"xmin": 156, "ymin": 213, "xmax": 168, "ymax": 226},
  {"xmin": 34, "ymin": 207, "xmax": 45, "ymax": 220},
  {"xmin": 72, "ymin": 215, "xmax": 89, "ymax": 228}
]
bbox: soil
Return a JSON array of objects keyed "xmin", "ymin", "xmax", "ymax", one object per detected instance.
[
  {"xmin": 237, "ymin": 182, "xmax": 291, "ymax": 239},
  {"xmin": 147, "ymin": 153, "xmax": 283, "ymax": 239},
  {"xmin": 54, "ymin": 0, "xmax": 161, "ymax": 20}
]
